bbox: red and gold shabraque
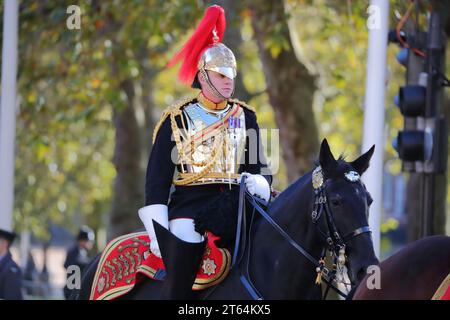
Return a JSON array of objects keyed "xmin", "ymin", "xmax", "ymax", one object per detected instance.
[{"xmin": 90, "ymin": 231, "xmax": 231, "ymax": 300}]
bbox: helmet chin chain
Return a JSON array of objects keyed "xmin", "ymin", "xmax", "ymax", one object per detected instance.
[{"xmin": 199, "ymin": 69, "xmax": 234, "ymax": 101}]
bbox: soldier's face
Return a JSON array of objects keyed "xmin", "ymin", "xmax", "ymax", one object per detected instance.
[
  {"xmin": 79, "ymin": 239, "xmax": 94, "ymax": 250},
  {"xmin": 0, "ymin": 239, "xmax": 8, "ymax": 254},
  {"xmin": 201, "ymin": 70, "xmax": 235, "ymax": 100}
]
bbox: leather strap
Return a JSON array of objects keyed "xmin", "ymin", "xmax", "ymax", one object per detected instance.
[{"xmin": 232, "ymin": 176, "xmax": 247, "ymax": 267}]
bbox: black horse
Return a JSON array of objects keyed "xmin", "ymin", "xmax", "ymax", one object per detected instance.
[{"xmin": 77, "ymin": 139, "xmax": 378, "ymax": 300}]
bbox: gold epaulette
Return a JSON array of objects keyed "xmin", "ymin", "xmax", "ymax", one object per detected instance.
[
  {"xmin": 228, "ymin": 98, "xmax": 256, "ymax": 113},
  {"xmin": 152, "ymin": 96, "xmax": 195, "ymax": 144},
  {"xmin": 152, "ymin": 97, "xmax": 255, "ymax": 144}
]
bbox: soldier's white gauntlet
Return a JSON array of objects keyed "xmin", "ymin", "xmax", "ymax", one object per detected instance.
[
  {"xmin": 241, "ymin": 173, "xmax": 271, "ymax": 202},
  {"xmin": 138, "ymin": 204, "xmax": 169, "ymax": 258}
]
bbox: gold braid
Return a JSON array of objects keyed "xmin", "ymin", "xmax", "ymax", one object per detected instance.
[
  {"xmin": 152, "ymin": 96, "xmax": 251, "ymax": 186},
  {"xmin": 228, "ymin": 98, "xmax": 256, "ymax": 113},
  {"xmin": 165, "ymin": 102, "xmax": 228, "ymax": 186},
  {"xmin": 152, "ymin": 96, "xmax": 195, "ymax": 144},
  {"xmin": 172, "ymin": 118, "xmax": 225, "ymax": 186}
]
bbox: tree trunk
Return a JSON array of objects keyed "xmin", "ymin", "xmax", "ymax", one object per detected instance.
[
  {"xmin": 109, "ymin": 78, "xmax": 143, "ymax": 238},
  {"xmin": 140, "ymin": 78, "xmax": 157, "ymax": 159},
  {"xmin": 249, "ymin": 0, "xmax": 319, "ymax": 182},
  {"xmin": 214, "ymin": 0, "xmax": 254, "ymax": 102}
]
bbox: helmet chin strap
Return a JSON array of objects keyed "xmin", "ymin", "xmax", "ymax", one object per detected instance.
[{"xmin": 199, "ymin": 69, "xmax": 234, "ymax": 101}]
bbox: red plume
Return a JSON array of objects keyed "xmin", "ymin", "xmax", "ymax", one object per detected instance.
[{"xmin": 167, "ymin": 5, "xmax": 226, "ymax": 85}]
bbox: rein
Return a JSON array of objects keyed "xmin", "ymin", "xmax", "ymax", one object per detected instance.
[{"xmin": 233, "ymin": 170, "xmax": 371, "ymax": 300}]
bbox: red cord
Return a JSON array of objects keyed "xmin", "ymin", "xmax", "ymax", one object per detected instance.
[{"xmin": 396, "ymin": 1, "xmax": 426, "ymax": 58}]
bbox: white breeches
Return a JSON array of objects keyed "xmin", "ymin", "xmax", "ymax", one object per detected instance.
[{"xmin": 169, "ymin": 218, "xmax": 204, "ymax": 243}]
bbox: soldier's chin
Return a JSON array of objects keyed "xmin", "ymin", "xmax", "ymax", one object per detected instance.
[{"xmin": 221, "ymin": 90, "xmax": 233, "ymax": 98}]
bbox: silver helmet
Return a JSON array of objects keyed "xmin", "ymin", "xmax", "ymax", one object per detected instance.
[{"xmin": 198, "ymin": 42, "xmax": 237, "ymax": 80}]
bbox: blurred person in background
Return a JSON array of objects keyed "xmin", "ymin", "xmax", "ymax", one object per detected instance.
[
  {"xmin": 0, "ymin": 228, "xmax": 23, "ymax": 300},
  {"xmin": 63, "ymin": 225, "xmax": 95, "ymax": 299}
]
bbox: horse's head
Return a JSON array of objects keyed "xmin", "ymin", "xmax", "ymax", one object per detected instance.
[{"xmin": 314, "ymin": 139, "xmax": 378, "ymax": 286}]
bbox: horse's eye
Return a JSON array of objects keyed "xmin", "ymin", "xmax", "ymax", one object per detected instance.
[{"xmin": 330, "ymin": 197, "xmax": 342, "ymax": 207}]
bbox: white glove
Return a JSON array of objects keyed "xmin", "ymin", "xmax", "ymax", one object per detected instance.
[
  {"xmin": 138, "ymin": 204, "xmax": 169, "ymax": 258},
  {"xmin": 241, "ymin": 172, "xmax": 271, "ymax": 202}
]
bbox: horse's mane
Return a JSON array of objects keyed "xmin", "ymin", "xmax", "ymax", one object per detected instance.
[
  {"xmin": 269, "ymin": 169, "xmax": 312, "ymax": 213},
  {"xmin": 314, "ymin": 155, "xmax": 355, "ymax": 180},
  {"xmin": 269, "ymin": 155, "xmax": 354, "ymax": 216}
]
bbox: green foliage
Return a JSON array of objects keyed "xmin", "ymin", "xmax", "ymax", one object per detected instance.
[
  {"xmin": 287, "ymin": 0, "xmax": 371, "ymax": 158},
  {"xmin": 14, "ymin": 0, "xmax": 204, "ymax": 239}
]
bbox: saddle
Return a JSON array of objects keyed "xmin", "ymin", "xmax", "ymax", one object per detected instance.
[{"xmin": 89, "ymin": 231, "xmax": 231, "ymax": 300}]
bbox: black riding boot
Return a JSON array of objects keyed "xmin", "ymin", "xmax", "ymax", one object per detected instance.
[{"xmin": 153, "ymin": 221, "xmax": 206, "ymax": 300}]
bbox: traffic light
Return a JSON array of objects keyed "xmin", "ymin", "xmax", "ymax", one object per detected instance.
[
  {"xmin": 391, "ymin": 12, "xmax": 447, "ymax": 174},
  {"xmin": 395, "ymin": 74, "xmax": 432, "ymax": 164},
  {"xmin": 398, "ymin": 85, "xmax": 426, "ymax": 117}
]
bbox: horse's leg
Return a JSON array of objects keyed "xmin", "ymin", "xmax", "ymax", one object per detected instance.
[{"xmin": 76, "ymin": 254, "xmax": 101, "ymax": 300}]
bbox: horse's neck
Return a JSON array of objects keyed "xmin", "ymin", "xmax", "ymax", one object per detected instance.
[
  {"xmin": 268, "ymin": 173, "xmax": 321, "ymax": 245},
  {"xmin": 249, "ymin": 173, "xmax": 325, "ymax": 299}
]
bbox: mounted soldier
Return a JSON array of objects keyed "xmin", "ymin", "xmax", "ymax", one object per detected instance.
[{"xmin": 138, "ymin": 5, "xmax": 272, "ymax": 299}]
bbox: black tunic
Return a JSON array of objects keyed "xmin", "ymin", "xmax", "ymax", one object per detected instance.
[
  {"xmin": 63, "ymin": 244, "xmax": 91, "ymax": 299},
  {"xmin": 144, "ymin": 103, "xmax": 272, "ymax": 234},
  {"xmin": 0, "ymin": 252, "xmax": 23, "ymax": 300}
]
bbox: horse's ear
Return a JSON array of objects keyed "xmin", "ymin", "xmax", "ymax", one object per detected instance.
[
  {"xmin": 351, "ymin": 145, "xmax": 375, "ymax": 175},
  {"xmin": 319, "ymin": 139, "xmax": 338, "ymax": 176}
]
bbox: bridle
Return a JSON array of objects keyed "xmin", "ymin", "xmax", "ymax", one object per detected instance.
[
  {"xmin": 310, "ymin": 166, "xmax": 372, "ymax": 296},
  {"xmin": 228, "ymin": 167, "xmax": 372, "ymax": 300}
]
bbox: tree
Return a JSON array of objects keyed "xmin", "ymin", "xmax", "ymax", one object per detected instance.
[
  {"xmin": 248, "ymin": 0, "xmax": 319, "ymax": 182},
  {"xmin": 12, "ymin": 0, "xmax": 204, "ymax": 240}
]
